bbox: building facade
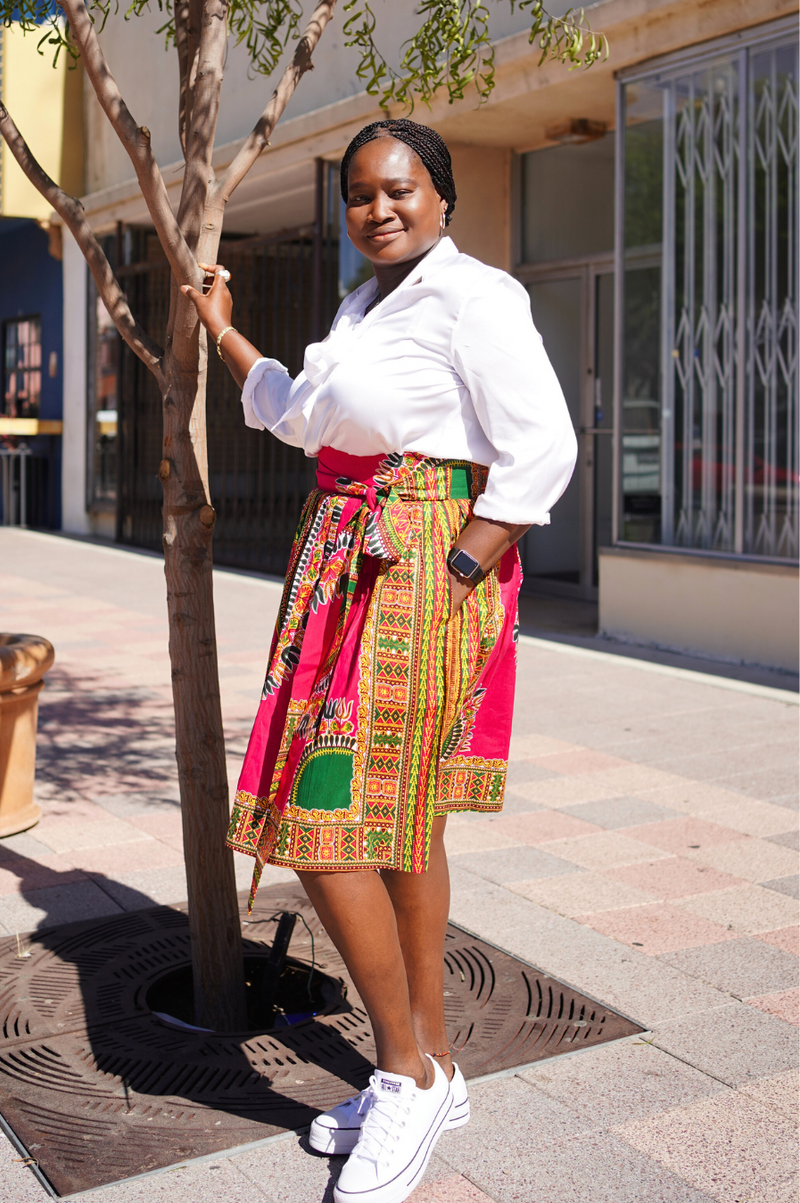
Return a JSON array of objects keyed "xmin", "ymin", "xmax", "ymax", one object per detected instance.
[
  {"xmin": 0, "ymin": 21, "xmax": 84, "ymax": 527},
  {"xmin": 47, "ymin": 0, "xmax": 798, "ymax": 670}
]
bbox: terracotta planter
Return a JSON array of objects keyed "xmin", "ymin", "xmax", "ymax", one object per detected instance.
[{"xmin": 0, "ymin": 634, "xmax": 55, "ymax": 839}]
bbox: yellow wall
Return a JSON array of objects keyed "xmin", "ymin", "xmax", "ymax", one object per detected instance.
[
  {"xmin": 0, "ymin": 23, "xmax": 84, "ymax": 218},
  {"xmin": 446, "ymin": 144, "xmax": 511, "ymax": 271},
  {"xmin": 599, "ymin": 547, "xmax": 799, "ymax": 673}
]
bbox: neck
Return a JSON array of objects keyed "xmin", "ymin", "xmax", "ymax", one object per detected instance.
[{"xmin": 371, "ymin": 239, "xmax": 440, "ymax": 301}]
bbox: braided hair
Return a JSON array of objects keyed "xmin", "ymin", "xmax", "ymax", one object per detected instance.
[{"xmin": 340, "ymin": 118, "xmax": 457, "ymax": 225}]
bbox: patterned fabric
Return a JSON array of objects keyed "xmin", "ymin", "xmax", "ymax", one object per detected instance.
[{"xmin": 226, "ymin": 448, "xmax": 522, "ymax": 907}]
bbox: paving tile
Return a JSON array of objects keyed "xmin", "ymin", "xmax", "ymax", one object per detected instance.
[
  {"xmin": 528, "ymin": 749, "xmax": 631, "ymax": 776},
  {"xmin": 541, "ymin": 831, "xmax": 670, "ymax": 870},
  {"xmin": 64, "ymin": 839, "xmax": 185, "ymax": 875},
  {"xmin": 90, "ymin": 867, "xmax": 189, "ymax": 910},
  {"xmin": 675, "ymin": 883, "xmax": 799, "ymax": 935},
  {"xmin": 693, "ymin": 796, "xmax": 800, "ymax": 839},
  {"xmin": 767, "ymin": 830, "xmax": 800, "ymax": 850},
  {"xmin": 576, "ymin": 901, "xmax": 737, "ymax": 955},
  {"xmin": 449, "ymin": 846, "xmax": 579, "ymax": 885},
  {"xmin": 508, "ymin": 734, "xmax": 579, "ymax": 759},
  {"xmin": 603, "ymin": 857, "xmax": 745, "ymax": 900},
  {"xmin": 509, "ymin": 870, "xmax": 656, "ymax": 917},
  {"xmin": 408, "ymin": 1174, "xmax": 496, "ymax": 1202},
  {"xmin": 754, "ymin": 926, "xmax": 799, "ymax": 955},
  {"xmin": 658, "ymin": 937, "xmax": 799, "ymax": 998},
  {"xmin": 747, "ymin": 987, "xmax": 799, "ymax": 1026},
  {"xmin": 437, "ymin": 1075, "xmax": 714, "ymax": 1203},
  {"xmin": 684, "ymin": 838, "xmax": 799, "ymax": 884},
  {"xmin": 0, "ymin": 831, "xmax": 63, "ymax": 861},
  {"xmin": 558, "ymin": 796, "xmax": 680, "ymax": 829},
  {"xmin": 448, "ymin": 868, "xmax": 730, "ymax": 1027},
  {"xmin": 615, "ymin": 1091, "xmax": 798, "ymax": 1203},
  {"xmin": 624, "ymin": 817, "xmax": 746, "ymax": 856},
  {"xmin": 504, "ymin": 759, "xmax": 557, "ymax": 787},
  {"xmin": 0, "ymin": 1128, "xmax": 52, "ymax": 1203},
  {"xmin": 509, "ymin": 764, "xmax": 681, "ymax": 808},
  {"xmin": 88, "ymin": 1156, "xmax": 273, "ymax": 1201},
  {"xmin": 89, "ymin": 792, "xmax": 182, "ymax": 818},
  {"xmin": 738, "ymin": 1068, "xmax": 799, "ymax": 1122},
  {"xmin": 0, "ymin": 880, "xmax": 124, "ymax": 935},
  {"xmin": 519, "ymin": 1038, "xmax": 726, "ymax": 1127},
  {"xmin": 33, "ymin": 817, "xmax": 146, "ymax": 854},
  {"xmin": 760, "ymin": 874, "xmax": 799, "ymax": 899},
  {"xmin": 232, "ymin": 1133, "xmax": 344, "ymax": 1203},
  {"xmin": 651, "ymin": 1001, "xmax": 799, "ymax": 1086},
  {"xmin": 474, "ymin": 810, "xmax": 603, "ymax": 845},
  {"xmin": 443, "ymin": 819, "xmax": 518, "ymax": 856},
  {"xmin": 0, "ymin": 855, "xmax": 89, "ymax": 896}
]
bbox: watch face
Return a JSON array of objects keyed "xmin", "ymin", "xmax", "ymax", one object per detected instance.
[{"xmin": 450, "ymin": 549, "xmax": 479, "ymax": 579}]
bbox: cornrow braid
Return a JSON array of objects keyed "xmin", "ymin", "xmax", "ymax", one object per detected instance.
[{"xmin": 340, "ymin": 118, "xmax": 457, "ymax": 225}]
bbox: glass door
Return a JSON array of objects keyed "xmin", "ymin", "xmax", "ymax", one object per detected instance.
[{"xmin": 517, "ymin": 260, "xmax": 614, "ymax": 598}]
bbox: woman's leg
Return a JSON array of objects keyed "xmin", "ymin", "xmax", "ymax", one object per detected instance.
[
  {"xmin": 296, "ymin": 867, "xmax": 433, "ymax": 1089},
  {"xmin": 381, "ymin": 816, "xmax": 453, "ymax": 1082}
]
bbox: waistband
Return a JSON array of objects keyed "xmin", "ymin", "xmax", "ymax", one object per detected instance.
[{"xmin": 316, "ymin": 447, "xmax": 486, "ymax": 510}]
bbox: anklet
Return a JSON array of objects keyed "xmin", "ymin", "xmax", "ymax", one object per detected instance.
[{"xmin": 427, "ymin": 1049, "xmax": 451, "ymax": 1058}]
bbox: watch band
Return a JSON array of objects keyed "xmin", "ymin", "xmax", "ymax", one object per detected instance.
[{"xmin": 447, "ymin": 546, "xmax": 485, "ymax": 584}]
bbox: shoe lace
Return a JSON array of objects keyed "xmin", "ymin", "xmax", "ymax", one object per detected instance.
[{"xmin": 354, "ymin": 1075, "xmax": 414, "ymax": 1167}]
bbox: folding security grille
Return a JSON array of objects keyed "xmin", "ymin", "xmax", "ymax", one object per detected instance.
[{"xmin": 619, "ymin": 27, "xmax": 798, "ymax": 559}]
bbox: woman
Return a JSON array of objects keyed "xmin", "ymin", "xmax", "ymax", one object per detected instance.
[{"xmin": 182, "ymin": 118, "xmax": 576, "ymax": 1203}]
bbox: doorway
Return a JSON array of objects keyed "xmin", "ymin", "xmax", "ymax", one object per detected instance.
[{"xmin": 516, "ymin": 257, "xmax": 614, "ymax": 599}]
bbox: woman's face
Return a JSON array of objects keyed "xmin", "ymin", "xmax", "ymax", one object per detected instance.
[{"xmin": 344, "ymin": 136, "xmax": 447, "ymax": 267}]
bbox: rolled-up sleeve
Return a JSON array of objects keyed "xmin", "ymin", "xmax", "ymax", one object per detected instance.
[
  {"xmin": 241, "ymin": 357, "xmax": 304, "ymax": 446},
  {"xmin": 452, "ymin": 276, "xmax": 577, "ymax": 525}
]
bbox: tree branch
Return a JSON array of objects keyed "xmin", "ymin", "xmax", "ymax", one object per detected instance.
[
  {"xmin": 60, "ymin": 0, "xmax": 199, "ymax": 287},
  {"xmin": 176, "ymin": 0, "xmax": 204, "ymax": 163},
  {"xmin": 215, "ymin": 0, "xmax": 336, "ymax": 206},
  {"xmin": 0, "ymin": 102, "xmax": 165, "ymax": 385},
  {"xmin": 177, "ymin": 0, "xmax": 229, "ymax": 239}
]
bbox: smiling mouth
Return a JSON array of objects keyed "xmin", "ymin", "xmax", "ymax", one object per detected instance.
[{"xmin": 369, "ymin": 228, "xmax": 404, "ymax": 239}]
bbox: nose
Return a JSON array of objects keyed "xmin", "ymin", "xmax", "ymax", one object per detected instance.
[{"xmin": 367, "ymin": 191, "xmax": 394, "ymax": 224}]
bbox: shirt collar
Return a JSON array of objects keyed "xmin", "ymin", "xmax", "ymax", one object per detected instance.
[{"xmin": 351, "ymin": 236, "xmax": 459, "ymax": 316}]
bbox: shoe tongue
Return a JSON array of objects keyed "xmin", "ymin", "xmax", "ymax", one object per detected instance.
[{"xmin": 373, "ymin": 1068, "xmax": 417, "ymax": 1099}]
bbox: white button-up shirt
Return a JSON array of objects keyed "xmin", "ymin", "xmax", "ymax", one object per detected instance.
[{"xmin": 242, "ymin": 236, "xmax": 576, "ymax": 524}]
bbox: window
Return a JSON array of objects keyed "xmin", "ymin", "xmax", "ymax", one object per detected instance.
[
  {"xmin": 618, "ymin": 27, "xmax": 798, "ymax": 558},
  {"xmin": 3, "ymin": 316, "xmax": 41, "ymax": 419}
]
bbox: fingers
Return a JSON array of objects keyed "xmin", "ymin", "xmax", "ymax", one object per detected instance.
[
  {"xmin": 198, "ymin": 262, "xmax": 229, "ymax": 278},
  {"xmin": 180, "ymin": 284, "xmax": 200, "ymax": 302}
]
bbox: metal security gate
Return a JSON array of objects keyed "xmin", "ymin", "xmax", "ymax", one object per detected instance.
[
  {"xmin": 617, "ymin": 22, "xmax": 798, "ymax": 559},
  {"xmin": 117, "ymin": 227, "xmax": 339, "ymax": 574}
]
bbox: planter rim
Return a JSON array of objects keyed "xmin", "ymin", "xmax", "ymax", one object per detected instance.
[{"xmin": 0, "ymin": 634, "xmax": 55, "ymax": 691}]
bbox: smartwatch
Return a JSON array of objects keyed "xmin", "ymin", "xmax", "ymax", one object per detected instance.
[{"xmin": 447, "ymin": 546, "xmax": 485, "ymax": 584}]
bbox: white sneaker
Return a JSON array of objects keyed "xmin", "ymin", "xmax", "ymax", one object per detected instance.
[
  {"xmin": 310, "ymin": 1063, "xmax": 469, "ymax": 1155},
  {"xmin": 333, "ymin": 1056, "xmax": 452, "ymax": 1203}
]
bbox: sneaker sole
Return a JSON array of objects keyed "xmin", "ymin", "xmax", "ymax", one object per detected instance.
[
  {"xmin": 310, "ymin": 1089, "xmax": 469, "ymax": 1155},
  {"xmin": 332, "ymin": 1090, "xmax": 453, "ymax": 1203}
]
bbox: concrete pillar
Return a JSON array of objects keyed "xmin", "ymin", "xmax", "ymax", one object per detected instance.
[{"xmin": 61, "ymin": 227, "xmax": 90, "ymax": 534}]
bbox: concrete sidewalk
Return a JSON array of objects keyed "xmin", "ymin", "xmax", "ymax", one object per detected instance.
[{"xmin": 0, "ymin": 528, "xmax": 797, "ymax": 1203}]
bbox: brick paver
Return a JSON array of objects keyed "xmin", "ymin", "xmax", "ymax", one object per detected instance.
[{"xmin": 0, "ymin": 528, "xmax": 797, "ymax": 1203}]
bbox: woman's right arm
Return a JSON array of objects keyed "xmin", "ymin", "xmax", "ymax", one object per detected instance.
[{"xmin": 181, "ymin": 264, "xmax": 261, "ymax": 390}]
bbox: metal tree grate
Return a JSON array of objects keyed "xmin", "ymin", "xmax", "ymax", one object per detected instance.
[{"xmin": 0, "ymin": 884, "xmax": 642, "ymax": 1196}]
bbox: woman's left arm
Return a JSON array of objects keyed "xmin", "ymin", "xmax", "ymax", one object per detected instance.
[
  {"xmin": 449, "ymin": 274, "xmax": 578, "ymax": 613},
  {"xmin": 447, "ymin": 518, "xmax": 529, "ymax": 613}
]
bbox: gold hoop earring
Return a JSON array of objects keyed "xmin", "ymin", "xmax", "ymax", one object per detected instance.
[{"xmin": 440, "ymin": 211, "xmax": 446, "ymax": 233}]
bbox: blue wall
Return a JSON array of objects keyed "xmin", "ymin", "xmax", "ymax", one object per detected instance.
[{"xmin": 0, "ymin": 217, "xmax": 63, "ymax": 525}]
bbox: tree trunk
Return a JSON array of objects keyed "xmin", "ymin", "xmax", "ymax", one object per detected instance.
[{"xmin": 160, "ymin": 287, "xmax": 247, "ymax": 1032}]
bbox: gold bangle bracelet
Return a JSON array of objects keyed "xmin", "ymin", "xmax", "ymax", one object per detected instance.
[{"xmin": 216, "ymin": 325, "xmax": 236, "ymax": 360}]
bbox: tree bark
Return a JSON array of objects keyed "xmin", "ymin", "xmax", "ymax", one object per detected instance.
[{"xmin": 159, "ymin": 319, "xmax": 246, "ymax": 1031}]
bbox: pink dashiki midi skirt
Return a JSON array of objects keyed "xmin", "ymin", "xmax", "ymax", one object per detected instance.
[{"xmin": 226, "ymin": 447, "xmax": 522, "ymax": 907}]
